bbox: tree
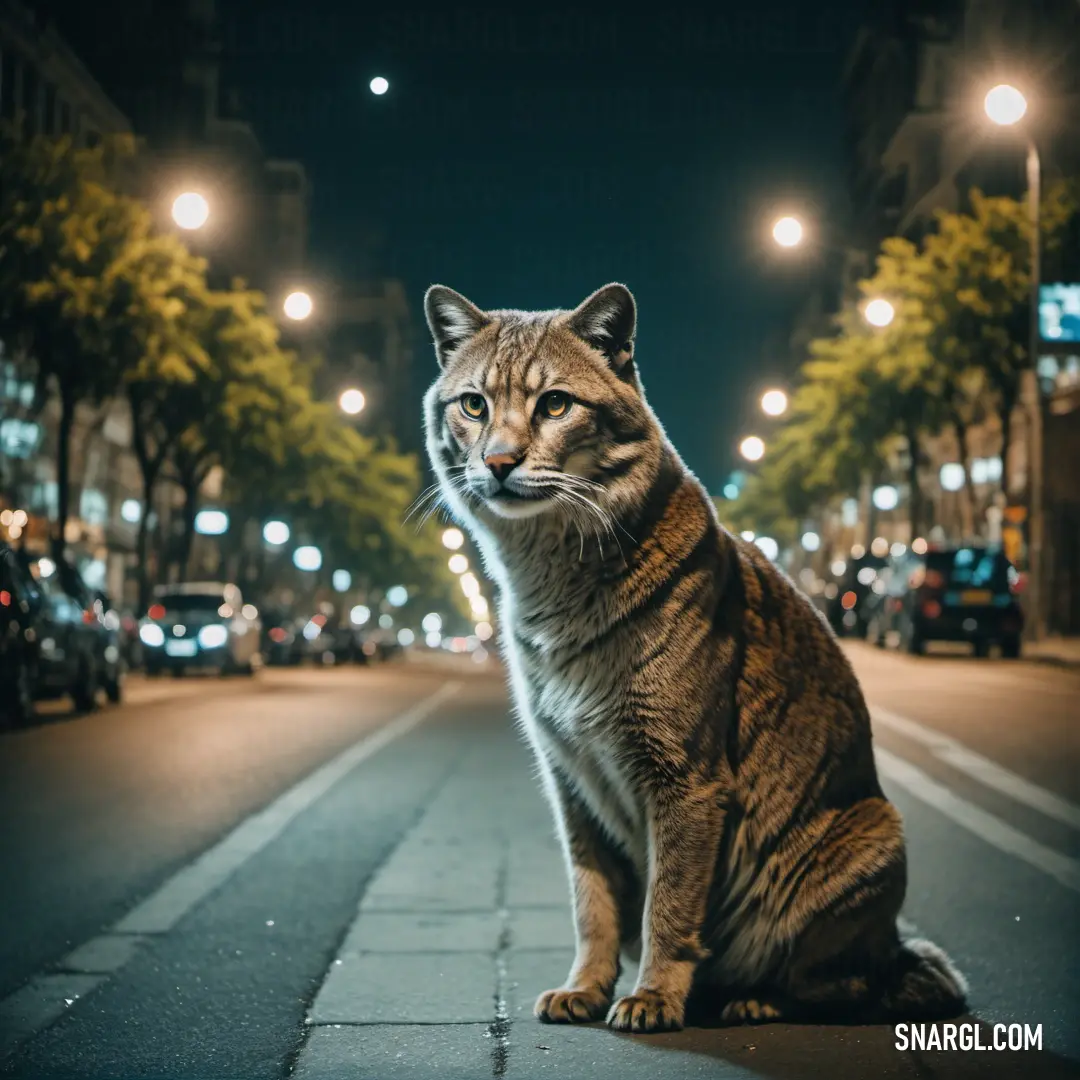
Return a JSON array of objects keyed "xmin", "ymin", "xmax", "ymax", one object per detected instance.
[
  {"xmin": 166, "ymin": 287, "xmax": 296, "ymax": 581},
  {"xmin": 0, "ymin": 130, "xmax": 149, "ymax": 560},
  {"xmin": 116, "ymin": 237, "xmax": 212, "ymax": 609}
]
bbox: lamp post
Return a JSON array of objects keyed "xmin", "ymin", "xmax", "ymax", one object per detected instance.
[
  {"xmin": 771, "ymin": 216, "xmax": 803, "ymax": 248},
  {"xmin": 739, "ymin": 435, "xmax": 765, "ymax": 463},
  {"xmin": 338, "ymin": 388, "xmax": 365, "ymax": 415},
  {"xmin": 172, "ymin": 192, "xmax": 209, "ymax": 230},
  {"xmin": 283, "ymin": 290, "xmax": 313, "ymax": 321},
  {"xmin": 863, "ymin": 298, "xmax": 895, "ymax": 328},
  {"xmin": 985, "ymin": 83, "xmax": 1044, "ymax": 639}
]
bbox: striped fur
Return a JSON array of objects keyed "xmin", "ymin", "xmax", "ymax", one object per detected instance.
[{"xmin": 422, "ymin": 283, "xmax": 967, "ymax": 1033}]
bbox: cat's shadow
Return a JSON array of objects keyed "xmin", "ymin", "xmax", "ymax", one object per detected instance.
[{"xmin": 570, "ymin": 1011, "xmax": 1080, "ymax": 1080}]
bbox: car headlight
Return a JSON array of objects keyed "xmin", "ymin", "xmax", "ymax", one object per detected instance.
[
  {"xmin": 140, "ymin": 623, "xmax": 165, "ymax": 647},
  {"xmin": 198, "ymin": 624, "xmax": 229, "ymax": 649}
]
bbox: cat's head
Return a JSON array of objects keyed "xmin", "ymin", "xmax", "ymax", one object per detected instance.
[{"xmin": 422, "ymin": 284, "xmax": 662, "ymax": 526}]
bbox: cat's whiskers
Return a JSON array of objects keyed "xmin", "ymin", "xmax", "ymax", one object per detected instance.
[
  {"xmin": 406, "ymin": 466, "xmax": 472, "ymax": 531},
  {"xmin": 550, "ymin": 481, "xmax": 624, "ymax": 565}
]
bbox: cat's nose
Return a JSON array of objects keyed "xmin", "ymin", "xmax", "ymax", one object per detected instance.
[{"xmin": 485, "ymin": 452, "xmax": 522, "ymax": 483}]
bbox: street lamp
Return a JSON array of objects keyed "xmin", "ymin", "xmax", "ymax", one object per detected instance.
[
  {"xmin": 739, "ymin": 435, "xmax": 765, "ymax": 462},
  {"xmin": 172, "ymin": 192, "xmax": 209, "ymax": 230},
  {"xmin": 262, "ymin": 520, "xmax": 290, "ymax": 546},
  {"xmin": 370, "ymin": 76, "xmax": 389, "ymax": 95},
  {"xmin": 984, "ymin": 82, "xmax": 1043, "ymax": 639},
  {"xmin": 984, "ymin": 84, "xmax": 1028, "ymax": 126},
  {"xmin": 863, "ymin": 298, "xmax": 895, "ymax": 327},
  {"xmin": 760, "ymin": 388, "xmax": 788, "ymax": 417},
  {"xmin": 441, "ymin": 527, "xmax": 464, "ymax": 550},
  {"xmin": 283, "ymin": 290, "xmax": 313, "ymax": 320},
  {"xmin": 338, "ymin": 388, "xmax": 365, "ymax": 415},
  {"xmin": 772, "ymin": 216, "xmax": 803, "ymax": 248}
]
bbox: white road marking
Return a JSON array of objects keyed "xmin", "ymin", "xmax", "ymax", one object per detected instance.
[
  {"xmin": 0, "ymin": 681, "xmax": 461, "ymax": 1059},
  {"xmin": 871, "ymin": 706, "xmax": 1080, "ymax": 830},
  {"xmin": 875, "ymin": 747, "xmax": 1080, "ymax": 895},
  {"xmin": 115, "ymin": 681, "xmax": 462, "ymax": 933}
]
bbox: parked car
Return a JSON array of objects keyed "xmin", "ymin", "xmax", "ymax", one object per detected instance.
[
  {"xmin": 0, "ymin": 543, "xmax": 41, "ymax": 727},
  {"xmin": 2, "ymin": 550, "xmax": 123, "ymax": 717},
  {"xmin": 262, "ymin": 609, "xmax": 304, "ymax": 666},
  {"xmin": 323, "ymin": 622, "xmax": 371, "ymax": 666},
  {"xmin": 827, "ymin": 552, "xmax": 888, "ymax": 638},
  {"xmin": 864, "ymin": 545, "xmax": 1023, "ymax": 657},
  {"xmin": 139, "ymin": 582, "xmax": 261, "ymax": 676}
]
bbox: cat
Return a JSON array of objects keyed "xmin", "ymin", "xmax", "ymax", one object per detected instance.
[{"xmin": 422, "ymin": 281, "xmax": 967, "ymax": 1034}]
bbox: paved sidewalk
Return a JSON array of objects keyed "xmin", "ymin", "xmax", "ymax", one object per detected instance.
[
  {"xmin": 290, "ymin": 719, "xmax": 1075, "ymax": 1080},
  {"xmin": 1023, "ymin": 636, "xmax": 1080, "ymax": 668}
]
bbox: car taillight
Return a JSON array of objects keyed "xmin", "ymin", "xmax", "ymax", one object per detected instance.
[
  {"xmin": 924, "ymin": 570, "xmax": 946, "ymax": 590},
  {"xmin": 269, "ymin": 627, "xmax": 287, "ymax": 643},
  {"xmin": 0, "ymin": 590, "xmax": 10, "ymax": 606},
  {"xmin": 922, "ymin": 599, "xmax": 942, "ymax": 619},
  {"xmin": 148, "ymin": 604, "xmax": 166, "ymax": 620},
  {"xmin": 841, "ymin": 591, "xmax": 857, "ymax": 611},
  {"xmin": 82, "ymin": 609, "xmax": 97, "ymax": 625}
]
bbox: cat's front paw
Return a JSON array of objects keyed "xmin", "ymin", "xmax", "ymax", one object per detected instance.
[
  {"xmin": 535, "ymin": 985, "xmax": 611, "ymax": 1024},
  {"xmin": 607, "ymin": 990, "xmax": 685, "ymax": 1033}
]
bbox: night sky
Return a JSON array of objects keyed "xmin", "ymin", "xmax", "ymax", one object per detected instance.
[{"xmin": 65, "ymin": 0, "xmax": 874, "ymax": 490}]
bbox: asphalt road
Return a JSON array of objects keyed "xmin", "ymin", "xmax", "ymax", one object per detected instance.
[{"xmin": 0, "ymin": 645, "xmax": 1077, "ymax": 1079}]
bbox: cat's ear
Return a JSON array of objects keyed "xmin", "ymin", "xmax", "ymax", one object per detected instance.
[
  {"xmin": 424, "ymin": 285, "xmax": 490, "ymax": 367},
  {"xmin": 567, "ymin": 283, "xmax": 637, "ymax": 370}
]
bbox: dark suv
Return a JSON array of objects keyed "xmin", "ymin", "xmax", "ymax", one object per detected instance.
[{"xmin": 865, "ymin": 545, "xmax": 1023, "ymax": 658}]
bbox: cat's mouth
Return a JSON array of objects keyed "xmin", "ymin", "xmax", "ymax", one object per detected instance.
[
  {"xmin": 482, "ymin": 482, "xmax": 558, "ymax": 519},
  {"xmin": 488, "ymin": 486, "xmax": 547, "ymax": 502}
]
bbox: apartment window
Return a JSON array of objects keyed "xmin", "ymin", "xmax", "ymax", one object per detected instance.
[
  {"xmin": 43, "ymin": 82, "xmax": 57, "ymax": 134},
  {"xmin": 1, "ymin": 49, "xmax": 17, "ymax": 121}
]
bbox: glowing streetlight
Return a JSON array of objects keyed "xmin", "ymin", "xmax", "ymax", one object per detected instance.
[
  {"xmin": 262, "ymin": 520, "xmax": 290, "ymax": 546},
  {"xmin": 283, "ymin": 290, "xmax": 313, "ymax": 320},
  {"xmin": 739, "ymin": 435, "xmax": 765, "ymax": 462},
  {"xmin": 982, "ymin": 81, "xmax": 1043, "ymax": 638},
  {"xmin": 772, "ymin": 216, "xmax": 803, "ymax": 248},
  {"xmin": 760, "ymin": 388, "xmax": 788, "ymax": 417},
  {"xmin": 448, "ymin": 553, "xmax": 468, "ymax": 574},
  {"xmin": 370, "ymin": 76, "xmax": 389, "ymax": 95},
  {"xmin": 293, "ymin": 546, "xmax": 322, "ymax": 571},
  {"xmin": 754, "ymin": 536, "xmax": 779, "ymax": 561},
  {"xmin": 172, "ymin": 192, "xmax": 209, "ymax": 230},
  {"xmin": 441, "ymin": 527, "xmax": 464, "ymax": 550},
  {"xmin": 339, "ymin": 388, "xmax": 365, "ymax": 415},
  {"xmin": 984, "ymin": 84, "xmax": 1028, "ymax": 126},
  {"xmin": 864, "ymin": 298, "xmax": 895, "ymax": 328}
]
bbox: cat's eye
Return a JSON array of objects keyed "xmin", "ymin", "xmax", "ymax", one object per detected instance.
[
  {"xmin": 459, "ymin": 393, "xmax": 487, "ymax": 420},
  {"xmin": 538, "ymin": 391, "xmax": 571, "ymax": 419}
]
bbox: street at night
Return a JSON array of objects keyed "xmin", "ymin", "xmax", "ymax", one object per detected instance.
[
  {"xmin": 1, "ymin": 650, "xmax": 1077, "ymax": 1079},
  {"xmin": 3, "ymin": 0, "xmax": 1080, "ymax": 1076}
]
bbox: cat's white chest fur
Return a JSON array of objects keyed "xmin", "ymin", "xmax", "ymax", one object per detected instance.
[{"xmin": 502, "ymin": 606, "xmax": 645, "ymax": 863}]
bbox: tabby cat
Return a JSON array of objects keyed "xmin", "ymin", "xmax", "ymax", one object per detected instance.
[{"xmin": 422, "ymin": 282, "xmax": 967, "ymax": 1034}]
